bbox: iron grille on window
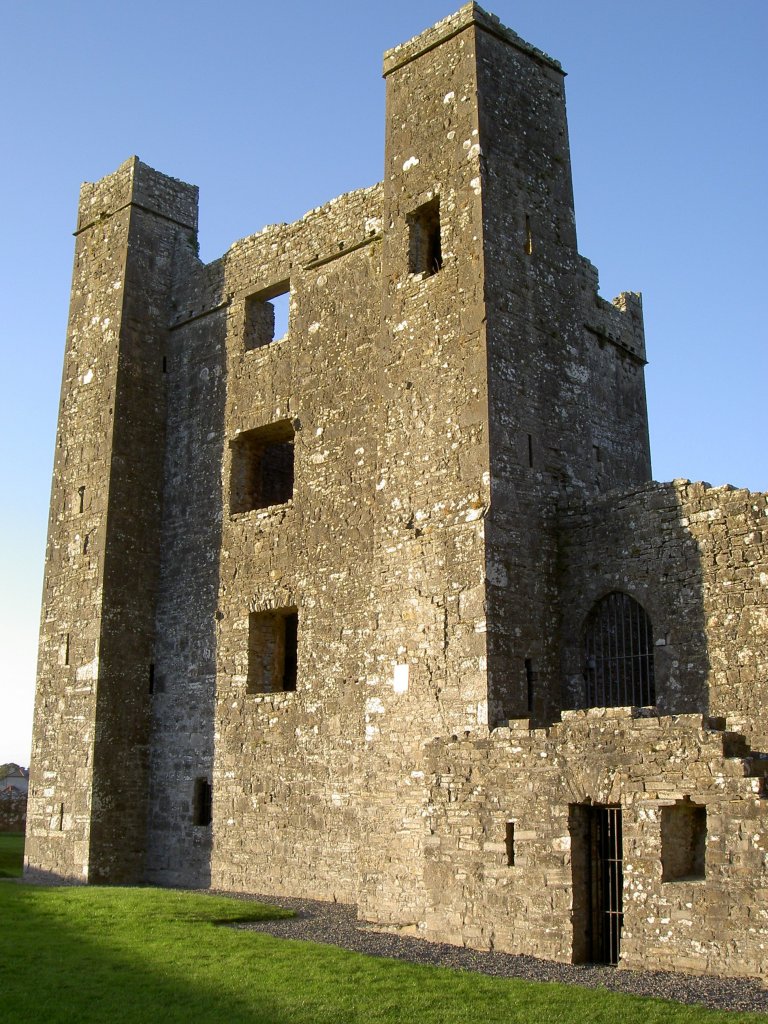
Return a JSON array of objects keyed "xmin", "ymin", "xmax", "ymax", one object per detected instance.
[{"xmin": 583, "ymin": 592, "xmax": 655, "ymax": 708}]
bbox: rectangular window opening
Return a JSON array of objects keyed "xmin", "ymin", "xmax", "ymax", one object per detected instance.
[
  {"xmin": 193, "ymin": 778, "xmax": 212, "ymax": 827},
  {"xmin": 248, "ymin": 608, "xmax": 299, "ymax": 694},
  {"xmin": 407, "ymin": 197, "xmax": 442, "ymax": 277},
  {"xmin": 78, "ymin": 486, "xmax": 85, "ymax": 514},
  {"xmin": 661, "ymin": 800, "xmax": 706, "ymax": 882},
  {"xmin": 525, "ymin": 658, "xmax": 534, "ymax": 714},
  {"xmin": 527, "ymin": 434, "xmax": 534, "ymax": 469},
  {"xmin": 505, "ymin": 821, "xmax": 516, "ymax": 866},
  {"xmin": 244, "ymin": 281, "xmax": 291, "ymax": 350},
  {"xmin": 62, "ymin": 633, "xmax": 70, "ymax": 667},
  {"xmin": 230, "ymin": 420, "xmax": 295, "ymax": 514},
  {"xmin": 59, "ymin": 802, "xmax": 65, "ymax": 831}
]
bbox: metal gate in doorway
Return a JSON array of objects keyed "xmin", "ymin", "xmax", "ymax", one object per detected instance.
[{"xmin": 570, "ymin": 804, "xmax": 623, "ymax": 965}]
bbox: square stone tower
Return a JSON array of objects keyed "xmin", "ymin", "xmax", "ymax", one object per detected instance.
[{"xmin": 26, "ymin": 4, "xmax": 767, "ymax": 982}]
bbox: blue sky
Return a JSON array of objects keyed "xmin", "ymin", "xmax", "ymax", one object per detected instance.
[{"xmin": 1, "ymin": 1, "xmax": 766, "ymax": 765}]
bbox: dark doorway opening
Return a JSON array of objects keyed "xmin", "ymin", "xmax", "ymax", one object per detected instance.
[{"xmin": 570, "ymin": 804, "xmax": 623, "ymax": 965}]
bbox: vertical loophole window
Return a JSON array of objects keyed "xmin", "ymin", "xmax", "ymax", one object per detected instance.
[
  {"xmin": 583, "ymin": 592, "xmax": 655, "ymax": 708},
  {"xmin": 78, "ymin": 486, "xmax": 85, "ymax": 514},
  {"xmin": 524, "ymin": 214, "xmax": 533, "ymax": 255},
  {"xmin": 525, "ymin": 659, "xmax": 534, "ymax": 714},
  {"xmin": 193, "ymin": 778, "xmax": 212, "ymax": 827},
  {"xmin": 60, "ymin": 633, "xmax": 70, "ymax": 667},
  {"xmin": 505, "ymin": 821, "xmax": 516, "ymax": 866},
  {"xmin": 407, "ymin": 197, "xmax": 443, "ymax": 276},
  {"xmin": 527, "ymin": 434, "xmax": 534, "ymax": 468}
]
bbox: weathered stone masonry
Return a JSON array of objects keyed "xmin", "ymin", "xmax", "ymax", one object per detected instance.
[{"xmin": 27, "ymin": 4, "xmax": 767, "ymax": 981}]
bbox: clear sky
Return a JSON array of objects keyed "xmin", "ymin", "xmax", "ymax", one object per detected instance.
[{"xmin": 1, "ymin": 1, "xmax": 766, "ymax": 767}]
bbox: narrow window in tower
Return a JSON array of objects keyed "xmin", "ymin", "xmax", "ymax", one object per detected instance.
[
  {"xmin": 525, "ymin": 658, "xmax": 534, "ymax": 714},
  {"xmin": 524, "ymin": 214, "xmax": 533, "ymax": 255},
  {"xmin": 407, "ymin": 197, "xmax": 443, "ymax": 276},
  {"xmin": 230, "ymin": 420, "xmax": 295, "ymax": 514},
  {"xmin": 78, "ymin": 486, "xmax": 85, "ymax": 514},
  {"xmin": 62, "ymin": 633, "xmax": 70, "ymax": 667},
  {"xmin": 162, "ymin": 355, "xmax": 168, "ymax": 373},
  {"xmin": 505, "ymin": 821, "xmax": 516, "ymax": 866},
  {"xmin": 527, "ymin": 434, "xmax": 534, "ymax": 468},
  {"xmin": 82, "ymin": 533, "xmax": 90, "ymax": 555},
  {"xmin": 59, "ymin": 803, "xmax": 65, "ymax": 831},
  {"xmin": 244, "ymin": 281, "xmax": 291, "ymax": 350},
  {"xmin": 247, "ymin": 608, "xmax": 299, "ymax": 694},
  {"xmin": 193, "ymin": 778, "xmax": 212, "ymax": 827},
  {"xmin": 593, "ymin": 445, "xmax": 602, "ymax": 463}
]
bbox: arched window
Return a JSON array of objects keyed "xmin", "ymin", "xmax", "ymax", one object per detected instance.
[{"xmin": 583, "ymin": 592, "xmax": 655, "ymax": 708}]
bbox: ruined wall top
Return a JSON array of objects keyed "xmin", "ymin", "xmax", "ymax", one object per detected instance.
[
  {"xmin": 382, "ymin": 3, "xmax": 562, "ymax": 77},
  {"xmin": 75, "ymin": 155, "xmax": 198, "ymax": 235}
]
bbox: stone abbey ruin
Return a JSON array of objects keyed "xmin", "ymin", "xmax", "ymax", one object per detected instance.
[{"xmin": 27, "ymin": 4, "xmax": 768, "ymax": 980}]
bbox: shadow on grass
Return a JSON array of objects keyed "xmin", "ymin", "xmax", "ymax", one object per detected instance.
[
  {"xmin": 0, "ymin": 885, "xmax": 300, "ymax": 1024},
  {"xmin": 0, "ymin": 832, "xmax": 24, "ymax": 877}
]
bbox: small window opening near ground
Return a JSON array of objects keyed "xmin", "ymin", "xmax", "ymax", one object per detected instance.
[
  {"xmin": 505, "ymin": 821, "xmax": 516, "ymax": 866},
  {"xmin": 193, "ymin": 778, "xmax": 212, "ymax": 827},
  {"xmin": 247, "ymin": 608, "xmax": 299, "ymax": 694},
  {"xmin": 230, "ymin": 420, "xmax": 295, "ymax": 514},
  {"xmin": 661, "ymin": 799, "xmax": 706, "ymax": 882},
  {"xmin": 407, "ymin": 197, "xmax": 443, "ymax": 276},
  {"xmin": 583, "ymin": 591, "xmax": 655, "ymax": 708},
  {"xmin": 244, "ymin": 281, "xmax": 291, "ymax": 350}
]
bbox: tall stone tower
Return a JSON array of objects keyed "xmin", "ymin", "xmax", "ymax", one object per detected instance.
[
  {"xmin": 26, "ymin": 159, "xmax": 199, "ymax": 882},
  {"xmin": 27, "ymin": 5, "xmax": 766, "ymax": 982}
]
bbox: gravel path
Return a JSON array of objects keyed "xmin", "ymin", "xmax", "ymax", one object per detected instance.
[{"xmin": 218, "ymin": 891, "xmax": 768, "ymax": 1015}]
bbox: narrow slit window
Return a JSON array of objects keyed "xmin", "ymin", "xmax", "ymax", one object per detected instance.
[
  {"xmin": 244, "ymin": 281, "xmax": 291, "ymax": 350},
  {"xmin": 505, "ymin": 821, "xmax": 516, "ymax": 866},
  {"xmin": 78, "ymin": 486, "xmax": 85, "ymax": 514},
  {"xmin": 230, "ymin": 420, "xmax": 295, "ymax": 513},
  {"xmin": 247, "ymin": 608, "xmax": 299, "ymax": 694},
  {"xmin": 524, "ymin": 214, "xmax": 533, "ymax": 255},
  {"xmin": 61, "ymin": 633, "xmax": 70, "ymax": 667},
  {"xmin": 59, "ymin": 803, "xmax": 65, "ymax": 831},
  {"xmin": 525, "ymin": 658, "xmax": 534, "ymax": 714},
  {"xmin": 407, "ymin": 197, "xmax": 443, "ymax": 276},
  {"xmin": 527, "ymin": 434, "xmax": 534, "ymax": 468},
  {"xmin": 193, "ymin": 778, "xmax": 212, "ymax": 827}
]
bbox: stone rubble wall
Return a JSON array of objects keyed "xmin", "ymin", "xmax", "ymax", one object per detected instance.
[{"xmin": 559, "ymin": 480, "xmax": 768, "ymax": 750}]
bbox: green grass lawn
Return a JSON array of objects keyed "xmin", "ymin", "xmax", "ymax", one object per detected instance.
[
  {"xmin": 0, "ymin": 885, "xmax": 762, "ymax": 1024},
  {"xmin": 0, "ymin": 831, "xmax": 24, "ymax": 876}
]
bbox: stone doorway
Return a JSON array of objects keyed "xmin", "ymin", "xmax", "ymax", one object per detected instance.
[{"xmin": 570, "ymin": 804, "xmax": 623, "ymax": 965}]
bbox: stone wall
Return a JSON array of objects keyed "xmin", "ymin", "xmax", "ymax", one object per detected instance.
[
  {"xmin": 559, "ymin": 479, "xmax": 768, "ymax": 750},
  {"xmin": 26, "ymin": 1, "xmax": 768, "ymax": 982}
]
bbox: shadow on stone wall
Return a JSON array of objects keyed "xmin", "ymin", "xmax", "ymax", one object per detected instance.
[
  {"xmin": 144, "ymin": 261, "xmax": 228, "ymax": 889},
  {"xmin": 557, "ymin": 481, "xmax": 710, "ymax": 719},
  {"xmin": 557, "ymin": 479, "xmax": 768, "ymax": 754}
]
